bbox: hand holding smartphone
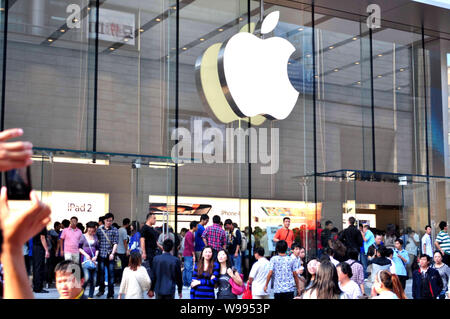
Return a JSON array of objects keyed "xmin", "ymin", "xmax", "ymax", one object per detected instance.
[{"xmin": 4, "ymin": 166, "xmax": 32, "ymax": 200}]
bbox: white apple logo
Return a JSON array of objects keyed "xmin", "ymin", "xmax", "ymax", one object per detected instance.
[{"xmin": 218, "ymin": 11, "xmax": 299, "ymax": 120}]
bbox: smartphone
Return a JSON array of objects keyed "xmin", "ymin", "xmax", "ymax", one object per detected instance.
[{"xmin": 5, "ymin": 166, "xmax": 32, "ymax": 200}]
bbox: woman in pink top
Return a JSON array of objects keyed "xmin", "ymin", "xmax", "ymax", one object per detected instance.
[{"xmin": 183, "ymin": 221, "xmax": 198, "ymax": 287}]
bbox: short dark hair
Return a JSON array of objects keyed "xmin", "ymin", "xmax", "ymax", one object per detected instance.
[
  {"xmin": 62, "ymin": 219, "xmax": 70, "ymax": 228},
  {"xmin": 55, "ymin": 260, "xmax": 84, "ymax": 281},
  {"xmin": 104, "ymin": 213, "xmax": 114, "ymax": 221},
  {"xmin": 325, "ymin": 220, "xmax": 333, "ymax": 227},
  {"xmin": 348, "ymin": 217, "xmax": 356, "ymax": 225},
  {"xmin": 439, "ymin": 221, "xmax": 447, "ymax": 230},
  {"xmin": 419, "ymin": 253, "xmax": 431, "ymax": 262},
  {"xmin": 395, "ymin": 238, "xmax": 403, "ymax": 246},
  {"xmin": 224, "ymin": 219, "xmax": 233, "ymax": 226},
  {"xmin": 200, "ymin": 214, "xmax": 209, "ymax": 222},
  {"xmin": 98, "ymin": 216, "xmax": 105, "ymax": 223},
  {"xmin": 337, "ymin": 262, "xmax": 353, "ymax": 278},
  {"xmin": 425, "ymin": 225, "xmax": 431, "ymax": 230},
  {"xmin": 163, "ymin": 239, "xmax": 174, "ymax": 252},
  {"xmin": 54, "ymin": 221, "xmax": 61, "ymax": 228},
  {"xmin": 283, "ymin": 217, "xmax": 291, "ymax": 222},
  {"xmin": 347, "ymin": 248, "xmax": 359, "ymax": 260},
  {"xmin": 255, "ymin": 246, "xmax": 265, "ymax": 257},
  {"xmin": 70, "ymin": 216, "xmax": 78, "ymax": 222},
  {"xmin": 385, "ymin": 248, "xmax": 394, "ymax": 257},
  {"xmin": 86, "ymin": 221, "xmax": 96, "ymax": 229},
  {"xmin": 213, "ymin": 215, "xmax": 221, "ymax": 224},
  {"xmin": 190, "ymin": 221, "xmax": 198, "ymax": 229},
  {"xmin": 146, "ymin": 212, "xmax": 155, "ymax": 220},
  {"xmin": 123, "ymin": 218, "xmax": 130, "ymax": 226},
  {"xmin": 291, "ymin": 243, "xmax": 301, "ymax": 250},
  {"xmin": 276, "ymin": 240, "xmax": 288, "ymax": 254}
]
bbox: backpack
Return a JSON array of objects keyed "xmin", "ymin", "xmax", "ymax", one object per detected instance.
[{"xmin": 235, "ymin": 229, "xmax": 247, "ymax": 253}]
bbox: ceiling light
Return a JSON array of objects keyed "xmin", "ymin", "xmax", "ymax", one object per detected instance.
[
  {"xmin": 172, "ymin": 6, "xmax": 177, "ymax": 10},
  {"xmin": 298, "ymin": 28, "xmax": 304, "ymax": 31},
  {"xmin": 357, "ymin": 81, "xmax": 361, "ymax": 85},
  {"xmin": 48, "ymin": 39, "xmax": 53, "ymax": 42},
  {"xmin": 124, "ymin": 38, "xmax": 129, "ymax": 42},
  {"xmin": 239, "ymin": 17, "xmax": 244, "ymax": 21},
  {"xmin": 199, "ymin": 38, "xmax": 205, "ymax": 41},
  {"xmin": 109, "ymin": 47, "xmax": 115, "ymax": 51},
  {"xmin": 73, "ymin": 18, "xmax": 79, "ymax": 22},
  {"xmin": 377, "ymin": 54, "xmax": 383, "ymax": 57},
  {"xmin": 306, "ymin": 54, "xmax": 311, "ymax": 58},
  {"xmin": 352, "ymin": 37, "xmax": 358, "ymax": 40},
  {"xmin": 156, "ymin": 18, "xmax": 161, "ymax": 22},
  {"xmin": 354, "ymin": 62, "xmax": 360, "ymax": 65},
  {"xmin": 397, "ymin": 87, "xmax": 401, "ymax": 90},
  {"xmin": 182, "ymin": 47, "xmax": 187, "ymax": 50},
  {"xmin": 377, "ymin": 75, "xmax": 382, "ymax": 78},
  {"xmin": 334, "ymin": 68, "xmax": 339, "ymax": 72},
  {"xmin": 314, "ymin": 75, "xmax": 319, "ymax": 78},
  {"xmin": 399, "ymin": 68, "xmax": 404, "ymax": 72},
  {"xmin": 329, "ymin": 46, "xmax": 334, "ymax": 49},
  {"xmin": 218, "ymin": 28, "xmax": 224, "ymax": 32},
  {"xmin": 60, "ymin": 29, "xmax": 66, "ymax": 33},
  {"xmin": 139, "ymin": 29, "xmax": 144, "ymax": 33}
]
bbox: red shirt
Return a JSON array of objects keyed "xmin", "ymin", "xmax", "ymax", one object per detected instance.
[
  {"xmin": 274, "ymin": 228, "xmax": 295, "ymax": 248},
  {"xmin": 183, "ymin": 231, "xmax": 195, "ymax": 257}
]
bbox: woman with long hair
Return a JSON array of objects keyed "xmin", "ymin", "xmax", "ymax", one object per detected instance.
[
  {"xmin": 371, "ymin": 270, "xmax": 406, "ymax": 299},
  {"xmin": 78, "ymin": 221, "xmax": 99, "ymax": 298},
  {"xmin": 190, "ymin": 246, "xmax": 220, "ymax": 299},
  {"xmin": 118, "ymin": 251, "xmax": 151, "ymax": 299},
  {"xmin": 216, "ymin": 249, "xmax": 243, "ymax": 299},
  {"xmin": 431, "ymin": 251, "xmax": 450, "ymax": 299},
  {"xmin": 302, "ymin": 260, "xmax": 343, "ymax": 299},
  {"xmin": 127, "ymin": 220, "xmax": 141, "ymax": 255},
  {"xmin": 304, "ymin": 258, "xmax": 320, "ymax": 289}
]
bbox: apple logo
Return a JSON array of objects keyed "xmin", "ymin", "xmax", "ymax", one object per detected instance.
[{"xmin": 217, "ymin": 11, "xmax": 299, "ymax": 120}]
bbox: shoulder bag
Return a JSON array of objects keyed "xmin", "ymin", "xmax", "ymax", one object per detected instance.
[
  {"xmin": 82, "ymin": 235, "xmax": 97, "ymax": 270},
  {"xmin": 228, "ymin": 269, "xmax": 245, "ymax": 295},
  {"xmin": 100, "ymin": 227, "xmax": 121, "ymax": 269}
]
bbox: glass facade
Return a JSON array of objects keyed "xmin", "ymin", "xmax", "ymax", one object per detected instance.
[{"xmin": 1, "ymin": 0, "xmax": 449, "ymax": 271}]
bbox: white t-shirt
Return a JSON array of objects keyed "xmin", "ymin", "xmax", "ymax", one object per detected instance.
[
  {"xmin": 338, "ymin": 280, "xmax": 362, "ymax": 299},
  {"xmin": 372, "ymin": 290, "xmax": 399, "ymax": 299},
  {"xmin": 421, "ymin": 233, "xmax": 433, "ymax": 257},
  {"xmin": 249, "ymin": 257, "xmax": 271, "ymax": 296}
]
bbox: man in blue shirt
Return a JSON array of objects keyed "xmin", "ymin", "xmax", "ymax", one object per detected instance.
[
  {"xmin": 361, "ymin": 224, "xmax": 375, "ymax": 279},
  {"xmin": 393, "ymin": 238, "xmax": 410, "ymax": 289},
  {"xmin": 194, "ymin": 214, "xmax": 209, "ymax": 260}
]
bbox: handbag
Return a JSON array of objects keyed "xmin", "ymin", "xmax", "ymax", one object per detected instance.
[
  {"xmin": 242, "ymin": 283, "xmax": 252, "ymax": 299},
  {"xmin": 229, "ymin": 271, "xmax": 245, "ymax": 295},
  {"xmin": 82, "ymin": 235, "xmax": 97, "ymax": 270}
]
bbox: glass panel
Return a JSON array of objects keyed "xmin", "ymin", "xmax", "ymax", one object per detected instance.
[{"xmin": 4, "ymin": 0, "xmax": 93, "ymax": 150}]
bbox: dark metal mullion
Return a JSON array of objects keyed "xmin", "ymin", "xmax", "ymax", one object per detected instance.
[
  {"xmin": 421, "ymin": 25, "xmax": 432, "ymax": 232},
  {"xmin": 92, "ymin": 0, "xmax": 99, "ymax": 157},
  {"xmin": 312, "ymin": 1, "xmax": 318, "ymax": 256},
  {"xmin": 174, "ymin": 0, "xmax": 180, "ymax": 250},
  {"xmin": 369, "ymin": 28, "xmax": 376, "ymax": 172},
  {"xmin": 247, "ymin": 0, "xmax": 252, "ymax": 278},
  {"xmin": 1, "ymin": 0, "xmax": 9, "ymax": 132}
]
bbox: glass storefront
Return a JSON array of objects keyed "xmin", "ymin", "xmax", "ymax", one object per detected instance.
[{"xmin": 1, "ymin": 0, "xmax": 449, "ymax": 273}]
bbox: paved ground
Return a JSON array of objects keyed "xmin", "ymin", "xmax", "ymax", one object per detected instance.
[{"xmin": 34, "ymin": 279, "xmax": 413, "ymax": 299}]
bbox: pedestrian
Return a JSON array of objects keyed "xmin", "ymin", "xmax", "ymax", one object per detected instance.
[
  {"xmin": 368, "ymin": 246, "xmax": 392, "ymax": 283},
  {"xmin": 55, "ymin": 260, "xmax": 88, "ymax": 299},
  {"xmin": 201, "ymin": 215, "xmax": 227, "ymax": 258},
  {"xmin": 78, "ymin": 221, "xmax": 99, "ymax": 299},
  {"xmin": 216, "ymin": 249, "xmax": 243, "ymax": 299},
  {"xmin": 273, "ymin": 217, "xmax": 295, "ymax": 251},
  {"xmin": 360, "ymin": 224, "xmax": 375, "ymax": 280},
  {"xmin": 405, "ymin": 229, "xmax": 419, "ymax": 278},
  {"xmin": 140, "ymin": 212, "xmax": 159, "ymax": 276},
  {"xmin": 96, "ymin": 212, "xmax": 119, "ymax": 299},
  {"xmin": 384, "ymin": 224, "xmax": 397, "ymax": 250},
  {"xmin": 336, "ymin": 262, "xmax": 362, "ymax": 299},
  {"xmin": 183, "ymin": 221, "xmax": 197, "ymax": 287},
  {"xmin": 412, "ymin": 254, "xmax": 443, "ymax": 299},
  {"xmin": 264, "ymin": 240, "xmax": 300, "ymax": 300},
  {"xmin": 117, "ymin": 218, "xmax": 130, "ymax": 283},
  {"xmin": 157, "ymin": 225, "xmax": 178, "ymax": 255},
  {"xmin": 76, "ymin": 223, "xmax": 85, "ymax": 234},
  {"xmin": 320, "ymin": 221, "xmax": 333, "ymax": 253},
  {"xmin": 302, "ymin": 260, "xmax": 343, "ymax": 299},
  {"xmin": 118, "ymin": 251, "xmax": 151, "ymax": 299},
  {"xmin": 305, "ymin": 258, "xmax": 320, "ymax": 289},
  {"xmin": 149, "ymin": 239, "xmax": 183, "ymax": 299},
  {"xmin": 291, "ymin": 243, "xmax": 306, "ymax": 293},
  {"xmin": 421, "ymin": 225, "xmax": 433, "ymax": 257},
  {"xmin": 47, "ymin": 221, "xmax": 61, "ymax": 287},
  {"xmin": 370, "ymin": 270, "xmax": 406, "ymax": 299},
  {"xmin": 248, "ymin": 247, "xmax": 271, "ymax": 299},
  {"xmin": 435, "ymin": 221, "xmax": 450, "ymax": 267},
  {"xmin": 224, "ymin": 219, "xmax": 242, "ymax": 272},
  {"xmin": 178, "ymin": 228, "xmax": 188, "ymax": 259},
  {"xmin": 393, "ymin": 238, "xmax": 409, "ymax": 289},
  {"xmin": 60, "ymin": 216, "xmax": 82, "ymax": 263},
  {"xmin": 127, "ymin": 220, "xmax": 141, "ymax": 255},
  {"xmin": 195, "ymin": 214, "xmax": 209, "ymax": 260},
  {"xmin": 431, "ymin": 251, "xmax": 450, "ymax": 299},
  {"xmin": 190, "ymin": 246, "xmax": 220, "ymax": 299},
  {"xmin": 32, "ymin": 227, "xmax": 50, "ymax": 293},
  {"xmin": 345, "ymin": 248, "xmax": 365, "ymax": 294},
  {"xmin": 339, "ymin": 217, "xmax": 363, "ymax": 253}
]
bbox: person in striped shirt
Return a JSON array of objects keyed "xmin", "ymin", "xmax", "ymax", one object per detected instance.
[
  {"xmin": 435, "ymin": 221, "xmax": 450, "ymax": 267},
  {"xmin": 190, "ymin": 246, "xmax": 220, "ymax": 299}
]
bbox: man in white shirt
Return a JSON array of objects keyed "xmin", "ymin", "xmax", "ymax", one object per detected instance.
[
  {"xmin": 248, "ymin": 247, "xmax": 271, "ymax": 299},
  {"xmin": 422, "ymin": 225, "xmax": 433, "ymax": 257}
]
